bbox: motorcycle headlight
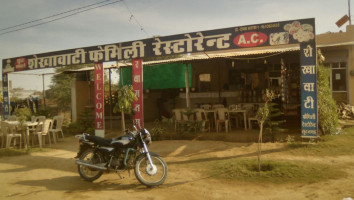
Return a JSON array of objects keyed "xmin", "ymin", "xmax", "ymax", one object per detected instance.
[{"xmin": 143, "ymin": 129, "xmax": 152, "ymax": 144}]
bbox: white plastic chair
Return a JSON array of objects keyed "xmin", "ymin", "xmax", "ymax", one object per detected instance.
[
  {"xmin": 29, "ymin": 116, "xmax": 46, "ymax": 145},
  {"xmin": 216, "ymin": 108, "xmax": 230, "ymax": 133},
  {"xmin": 49, "ymin": 115, "xmax": 64, "ymax": 142},
  {"xmin": 0, "ymin": 122, "xmax": 4, "ymax": 148},
  {"xmin": 31, "ymin": 116, "xmax": 46, "ymax": 123},
  {"xmin": 172, "ymin": 109, "xmax": 187, "ymax": 131},
  {"xmin": 2, "ymin": 121, "xmax": 22, "ymax": 149},
  {"xmin": 34, "ymin": 119, "xmax": 52, "ymax": 148},
  {"xmin": 248, "ymin": 117, "xmax": 259, "ymax": 130},
  {"xmin": 194, "ymin": 108, "xmax": 210, "ymax": 132},
  {"xmin": 247, "ymin": 107, "xmax": 259, "ymax": 130},
  {"xmin": 245, "ymin": 104, "xmax": 258, "ymax": 130}
]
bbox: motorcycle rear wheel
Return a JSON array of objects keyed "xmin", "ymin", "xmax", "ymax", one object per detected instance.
[
  {"xmin": 77, "ymin": 149, "xmax": 104, "ymax": 182},
  {"xmin": 134, "ymin": 155, "xmax": 168, "ymax": 187}
]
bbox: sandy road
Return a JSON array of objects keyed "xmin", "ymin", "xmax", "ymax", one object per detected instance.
[{"xmin": 1, "ymin": 137, "xmax": 354, "ymax": 200}]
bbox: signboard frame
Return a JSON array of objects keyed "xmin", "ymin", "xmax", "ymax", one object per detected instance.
[
  {"xmin": 132, "ymin": 59, "xmax": 144, "ymax": 128},
  {"xmin": 94, "ymin": 62, "xmax": 105, "ymax": 137}
]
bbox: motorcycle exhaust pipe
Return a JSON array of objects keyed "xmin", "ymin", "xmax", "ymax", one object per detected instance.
[{"xmin": 75, "ymin": 160, "xmax": 107, "ymax": 170}]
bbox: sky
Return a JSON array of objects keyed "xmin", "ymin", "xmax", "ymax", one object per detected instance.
[{"xmin": 0, "ymin": 0, "xmax": 353, "ymax": 91}]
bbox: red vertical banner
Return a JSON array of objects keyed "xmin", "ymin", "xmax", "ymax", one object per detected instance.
[
  {"xmin": 132, "ymin": 59, "xmax": 144, "ymax": 128},
  {"xmin": 94, "ymin": 63, "xmax": 105, "ymax": 137}
]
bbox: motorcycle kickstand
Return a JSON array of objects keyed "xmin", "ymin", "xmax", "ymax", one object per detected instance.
[{"xmin": 115, "ymin": 169, "xmax": 125, "ymax": 179}]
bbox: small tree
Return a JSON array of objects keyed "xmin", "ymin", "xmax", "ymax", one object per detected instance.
[
  {"xmin": 16, "ymin": 107, "xmax": 32, "ymax": 150},
  {"xmin": 113, "ymin": 85, "xmax": 137, "ymax": 132},
  {"xmin": 263, "ymin": 101, "xmax": 287, "ymax": 142},
  {"xmin": 256, "ymin": 89, "xmax": 277, "ymax": 172}
]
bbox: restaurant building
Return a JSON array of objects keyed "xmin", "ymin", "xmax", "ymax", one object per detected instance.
[
  {"xmin": 3, "ymin": 19, "xmax": 353, "ymax": 137},
  {"xmin": 94, "ymin": 24, "xmax": 353, "ymax": 123},
  {"xmin": 63, "ymin": 23, "xmax": 354, "ymax": 136}
]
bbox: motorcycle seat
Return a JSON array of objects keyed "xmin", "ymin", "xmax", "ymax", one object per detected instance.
[{"xmin": 85, "ymin": 134, "xmax": 112, "ymax": 146}]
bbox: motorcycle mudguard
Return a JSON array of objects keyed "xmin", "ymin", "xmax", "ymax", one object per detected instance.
[{"xmin": 75, "ymin": 143, "xmax": 92, "ymax": 159}]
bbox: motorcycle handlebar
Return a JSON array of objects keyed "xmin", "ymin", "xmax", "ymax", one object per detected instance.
[{"xmin": 133, "ymin": 121, "xmax": 142, "ymax": 131}]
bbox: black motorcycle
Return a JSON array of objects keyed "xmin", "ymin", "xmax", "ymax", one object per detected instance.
[{"xmin": 74, "ymin": 125, "xmax": 167, "ymax": 187}]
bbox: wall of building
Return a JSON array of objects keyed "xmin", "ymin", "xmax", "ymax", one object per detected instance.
[
  {"xmin": 349, "ymin": 45, "xmax": 354, "ymax": 105},
  {"xmin": 317, "ymin": 25, "xmax": 354, "ymax": 44},
  {"xmin": 143, "ymin": 92, "xmax": 165, "ymax": 121},
  {"xmin": 320, "ymin": 47, "xmax": 349, "ymax": 103},
  {"xmin": 71, "ymin": 81, "xmax": 94, "ymax": 122},
  {"xmin": 317, "ymin": 25, "xmax": 354, "ymax": 105}
]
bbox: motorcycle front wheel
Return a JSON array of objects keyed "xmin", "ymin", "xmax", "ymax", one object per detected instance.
[
  {"xmin": 77, "ymin": 149, "xmax": 104, "ymax": 182},
  {"xmin": 134, "ymin": 154, "xmax": 168, "ymax": 187}
]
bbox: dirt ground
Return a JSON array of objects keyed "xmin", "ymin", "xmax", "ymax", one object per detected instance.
[{"xmin": 1, "ymin": 135, "xmax": 354, "ymax": 200}]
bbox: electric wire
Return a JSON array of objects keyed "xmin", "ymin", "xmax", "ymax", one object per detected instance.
[
  {"xmin": 0, "ymin": 0, "xmax": 123, "ymax": 36},
  {"xmin": 0, "ymin": 0, "xmax": 116, "ymax": 32},
  {"xmin": 1, "ymin": 0, "xmax": 150, "ymax": 38},
  {"xmin": 122, "ymin": 0, "xmax": 149, "ymax": 36}
]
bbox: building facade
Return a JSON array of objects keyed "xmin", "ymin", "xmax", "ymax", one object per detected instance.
[{"xmin": 317, "ymin": 25, "xmax": 354, "ymax": 105}]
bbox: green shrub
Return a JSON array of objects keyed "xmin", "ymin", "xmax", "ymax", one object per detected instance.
[
  {"xmin": 65, "ymin": 122, "xmax": 85, "ymax": 135},
  {"xmin": 78, "ymin": 107, "xmax": 94, "ymax": 132},
  {"xmin": 16, "ymin": 107, "xmax": 32, "ymax": 122},
  {"xmin": 150, "ymin": 120, "xmax": 166, "ymax": 141},
  {"xmin": 317, "ymin": 64, "xmax": 338, "ymax": 135},
  {"xmin": 36, "ymin": 108, "xmax": 52, "ymax": 118}
]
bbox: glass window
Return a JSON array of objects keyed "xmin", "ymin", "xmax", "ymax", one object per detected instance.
[
  {"xmin": 198, "ymin": 73, "xmax": 211, "ymax": 92},
  {"xmin": 332, "ymin": 63, "xmax": 339, "ymax": 68},
  {"xmin": 332, "ymin": 69, "xmax": 347, "ymax": 91},
  {"xmin": 340, "ymin": 62, "xmax": 347, "ymax": 68},
  {"xmin": 199, "ymin": 74, "xmax": 211, "ymax": 82},
  {"xmin": 322, "ymin": 62, "xmax": 348, "ymax": 103}
]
